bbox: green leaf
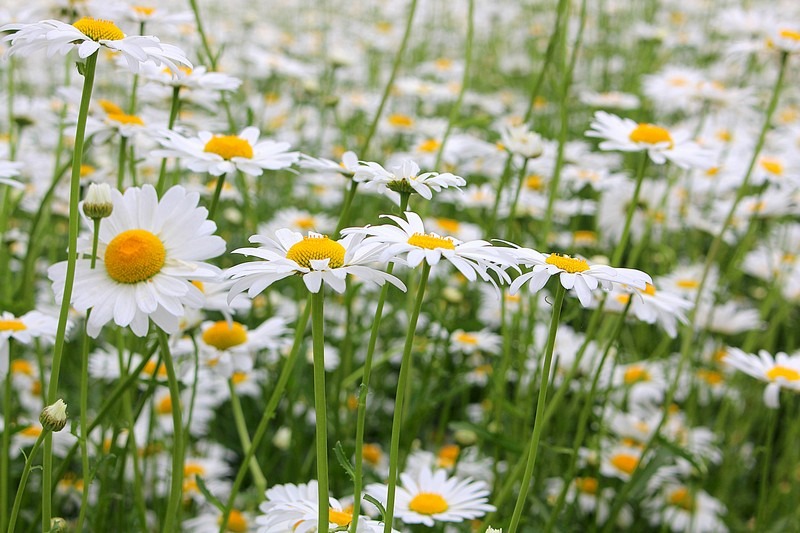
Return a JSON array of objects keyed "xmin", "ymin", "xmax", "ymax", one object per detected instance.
[
  {"xmin": 196, "ymin": 476, "xmax": 225, "ymax": 512},
  {"xmin": 334, "ymin": 441, "xmax": 356, "ymax": 482}
]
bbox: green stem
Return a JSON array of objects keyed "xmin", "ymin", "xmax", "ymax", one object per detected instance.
[
  {"xmin": 311, "ymin": 290, "xmax": 330, "ymax": 533},
  {"xmin": 43, "ymin": 50, "xmax": 99, "ymax": 533},
  {"xmin": 334, "ymin": 180, "xmax": 359, "ymax": 236},
  {"xmin": 158, "ymin": 330, "xmax": 184, "ymax": 533},
  {"xmin": 756, "ymin": 408, "xmax": 778, "ymax": 528},
  {"xmin": 117, "ymin": 136, "xmax": 128, "ymax": 190},
  {"xmin": 383, "ymin": 262, "xmax": 431, "ymax": 533},
  {"xmin": 1, "ymin": 341, "xmax": 12, "ymax": 533},
  {"xmin": 156, "ymin": 86, "xmax": 182, "ymax": 196},
  {"xmin": 611, "ymin": 153, "xmax": 648, "ymax": 266},
  {"xmin": 187, "ymin": 0, "xmax": 218, "ymax": 69},
  {"xmin": 228, "ymin": 379, "xmax": 267, "ymax": 493},
  {"xmin": 508, "ymin": 283, "xmax": 566, "ymax": 532},
  {"xmin": 504, "ymin": 158, "xmax": 530, "ymax": 240},
  {"xmin": 218, "ymin": 298, "xmax": 311, "ymax": 532},
  {"xmin": 208, "ymin": 172, "xmax": 227, "ymax": 220},
  {"xmin": 432, "ymin": 0, "xmax": 473, "ymax": 171},
  {"xmin": 6, "ymin": 431, "xmax": 45, "ymax": 533}
]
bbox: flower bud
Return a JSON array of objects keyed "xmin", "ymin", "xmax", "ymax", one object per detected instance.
[
  {"xmin": 82, "ymin": 182, "xmax": 113, "ymax": 220},
  {"xmin": 272, "ymin": 426, "xmax": 292, "ymax": 450},
  {"xmin": 50, "ymin": 518, "xmax": 68, "ymax": 532},
  {"xmin": 40, "ymin": 399, "xmax": 68, "ymax": 432}
]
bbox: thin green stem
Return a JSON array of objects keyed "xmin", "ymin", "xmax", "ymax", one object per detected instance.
[
  {"xmin": 218, "ymin": 297, "xmax": 311, "ymax": 532},
  {"xmin": 6, "ymin": 431, "xmax": 45, "ymax": 533},
  {"xmin": 1, "ymin": 340, "xmax": 12, "ymax": 533},
  {"xmin": 158, "ymin": 330, "xmax": 184, "ymax": 533},
  {"xmin": 208, "ymin": 173, "xmax": 227, "ymax": 220},
  {"xmin": 227, "ymin": 379, "xmax": 267, "ymax": 493},
  {"xmin": 311, "ymin": 290, "xmax": 330, "ymax": 533},
  {"xmin": 156, "ymin": 86, "xmax": 182, "ymax": 196},
  {"xmin": 187, "ymin": 0, "xmax": 218, "ymax": 69},
  {"xmin": 756, "ymin": 408, "xmax": 778, "ymax": 528},
  {"xmin": 384, "ymin": 262, "xmax": 431, "ymax": 533},
  {"xmin": 43, "ymin": 50, "xmax": 99, "ymax": 532},
  {"xmin": 611, "ymin": 153, "xmax": 648, "ymax": 266},
  {"xmin": 508, "ymin": 283, "xmax": 566, "ymax": 532}
]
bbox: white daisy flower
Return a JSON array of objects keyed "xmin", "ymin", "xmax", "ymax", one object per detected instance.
[
  {"xmin": 1, "ymin": 310, "xmax": 59, "ymax": 377},
  {"xmin": 0, "ymin": 18, "xmax": 192, "ymax": 74},
  {"xmin": 343, "ymin": 212, "xmax": 515, "ymax": 286},
  {"xmin": 47, "ymin": 185, "xmax": 226, "ymax": 338},
  {"xmin": 722, "ymin": 348, "xmax": 800, "ymax": 408},
  {"xmin": 769, "ymin": 26, "xmax": 800, "ymax": 54},
  {"xmin": 226, "ymin": 229, "xmax": 406, "ymax": 297},
  {"xmin": 256, "ymin": 480, "xmax": 390, "ymax": 533},
  {"xmin": 298, "ymin": 150, "xmax": 362, "ymax": 177},
  {"xmin": 508, "ymin": 248, "xmax": 652, "ymax": 307},
  {"xmin": 140, "ymin": 62, "xmax": 242, "ymax": 92},
  {"xmin": 606, "ymin": 283, "xmax": 694, "ymax": 338},
  {"xmin": 354, "ymin": 159, "xmax": 466, "ymax": 201},
  {"xmin": 153, "ymin": 126, "xmax": 299, "ymax": 177},
  {"xmin": 498, "ymin": 123, "xmax": 544, "ymax": 159},
  {"xmin": 585, "ymin": 111, "xmax": 713, "ymax": 169},
  {"xmin": 366, "ymin": 466, "xmax": 495, "ymax": 527},
  {"xmin": 0, "ymin": 159, "xmax": 24, "ymax": 189},
  {"xmin": 183, "ymin": 509, "xmax": 254, "ymax": 533}
]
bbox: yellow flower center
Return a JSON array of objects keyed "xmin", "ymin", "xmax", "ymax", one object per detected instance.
[
  {"xmin": 11, "ymin": 360, "xmax": 34, "ymax": 375},
  {"xmin": 98, "ymin": 99, "xmax": 124, "ymax": 115},
  {"xmin": 73, "ymin": 17, "xmax": 125, "ymax": 42},
  {"xmin": 191, "ymin": 280, "xmax": 205, "ymax": 292},
  {"xmin": 455, "ymin": 332, "xmax": 479, "ymax": 345},
  {"xmin": 231, "ymin": 371, "xmax": 248, "ymax": 385},
  {"xmin": 0, "ymin": 319, "xmax": 26, "ymax": 332},
  {"xmin": 676, "ymin": 279, "xmax": 699, "ymax": 289},
  {"xmin": 80, "ymin": 164, "xmax": 96, "ymax": 177},
  {"xmin": 437, "ymin": 444, "xmax": 460, "ymax": 468},
  {"xmin": 21, "ymin": 426, "xmax": 42, "ymax": 438},
  {"xmin": 610, "ymin": 453, "xmax": 639, "ymax": 474},
  {"xmin": 643, "ymin": 283, "xmax": 656, "ymax": 296},
  {"xmin": 294, "ymin": 216, "xmax": 317, "ymax": 230},
  {"xmin": 329, "ymin": 508, "xmax": 353, "ymax": 527},
  {"xmin": 202, "ymin": 321, "xmax": 248, "ymax": 351},
  {"xmin": 407, "ymin": 232, "xmax": 456, "ymax": 250},
  {"xmin": 418, "ymin": 138, "xmax": 441, "ymax": 152},
  {"xmin": 668, "ymin": 487, "xmax": 695, "ymax": 511},
  {"xmin": 629, "ymin": 123, "xmax": 674, "ymax": 147},
  {"xmin": 624, "ymin": 366, "xmax": 651, "ymax": 384},
  {"xmin": 156, "ymin": 395, "xmax": 173, "ymax": 415},
  {"xmin": 388, "ymin": 113, "xmax": 414, "ymax": 128},
  {"xmin": 779, "ymin": 29, "xmax": 800, "ymax": 41},
  {"xmin": 525, "ymin": 174, "xmax": 544, "ymax": 190},
  {"xmin": 362, "ymin": 443, "xmax": 382, "ymax": 465},
  {"xmin": 575, "ymin": 477, "xmax": 599, "ymax": 494},
  {"xmin": 408, "ymin": 492, "xmax": 449, "ymax": 515},
  {"xmin": 143, "ymin": 360, "xmax": 167, "ymax": 378},
  {"xmin": 104, "ymin": 229, "xmax": 166, "ymax": 284},
  {"xmin": 133, "ymin": 6, "xmax": 156, "ymax": 16},
  {"xmin": 545, "ymin": 253, "xmax": 590, "ymax": 273},
  {"xmin": 184, "ymin": 463, "xmax": 206, "ymax": 477},
  {"xmin": 435, "ymin": 218, "xmax": 460, "ymax": 234},
  {"xmin": 107, "ymin": 113, "xmax": 144, "ymax": 126},
  {"xmin": 696, "ymin": 369, "xmax": 724, "ymax": 385},
  {"xmin": 760, "ymin": 157, "xmax": 784, "ymax": 175},
  {"xmin": 218, "ymin": 510, "xmax": 248, "ymax": 533},
  {"xmin": 285, "ymin": 235, "xmax": 346, "ymax": 269},
  {"xmin": 203, "ymin": 135, "xmax": 254, "ymax": 160},
  {"xmin": 766, "ymin": 365, "xmax": 800, "ymax": 382}
]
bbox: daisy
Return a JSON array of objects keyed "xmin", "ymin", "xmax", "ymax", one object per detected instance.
[
  {"xmin": 141, "ymin": 62, "xmax": 242, "ymax": 92},
  {"xmin": 498, "ymin": 123, "xmax": 544, "ymax": 159},
  {"xmin": 256, "ymin": 480, "xmax": 389, "ymax": 533},
  {"xmin": 366, "ymin": 466, "xmax": 495, "ymax": 527},
  {"xmin": 449, "ymin": 329, "xmax": 502, "ymax": 356},
  {"xmin": 226, "ymin": 229, "xmax": 405, "ymax": 297},
  {"xmin": 297, "ymin": 150, "xmax": 362, "ymax": 177},
  {"xmin": 0, "ymin": 159, "xmax": 24, "ymax": 189},
  {"xmin": 0, "ymin": 18, "xmax": 191, "ymax": 74},
  {"xmin": 508, "ymin": 248, "xmax": 651, "ymax": 307},
  {"xmin": 47, "ymin": 184, "xmax": 226, "ymax": 337},
  {"xmin": 1, "ymin": 310, "xmax": 59, "ymax": 376},
  {"xmin": 153, "ymin": 126, "xmax": 299, "ymax": 177},
  {"xmin": 722, "ymin": 348, "xmax": 800, "ymax": 408},
  {"xmin": 343, "ymin": 211, "xmax": 515, "ymax": 285},
  {"xmin": 607, "ymin": 283, "xmax": 694, "ymax": 338},
  {"xmin": 354, "ymin": 159, "xmax": 466, "ymax": 201},
  {"xmin": 183, "ymin": 509, "xmax": 255, "ymax": 533},
  {"xmin": 585, "ymin": 111, "xmax": 713, "ymax": 169}
]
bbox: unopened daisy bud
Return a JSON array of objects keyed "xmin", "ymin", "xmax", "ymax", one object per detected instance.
[
  {"xmin": 487, "ymin": 527, "xmax": 503, "ymax": 533},
  {"xmin": 454, "ymin": 428, "xmax": 478, "ymax": 446},
  {"xmin": 50, "ymin": 518, "xmax": 68, "ymax": 532},
  {"xmin": 40, "ymin": 399, "xmax": 68, "ymax": 432},
  {"xmin": 82, "ymin": 183, "xmax": 113, "ymax": 220},
  {"xmin": 273, "ymin": 426, "xmax": 292, "ymax": 450}
]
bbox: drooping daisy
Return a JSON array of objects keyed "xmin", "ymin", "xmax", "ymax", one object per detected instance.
[
  {"xmin": 722, "ymin": 348, "xmax": 800, "ymax": 408},
  {"xmin": 47, "ymin": 184, "xmax": 226, "ymax": 337},
  {"xmin": 1, "ymin": 310, "xmax": 59, "ymax": 376},
  {"xmin": 354, "ymin": 159, "xmax": 466, "ymax": 202},
  {"xmin": 226, "ymin": 229, "xmax": 405, "ymax": 297},
  {"xmin": 498, "ymin": 123, "xmax": 544, "ymax": 159},
  {"xmin": 508, "ymin": 248, "xmax": 652, "ymax": 307},
  {"xmin": 0, "ymin": 18, "xmax": 191, "ymax": 74},
  {"xmin": 585, "ymin": 111, "xmax": 713, "ymax": 169},
  {"xmin": 153, "ymin": 127, "xmax": 299, "ymax": 176},
  {"xmin": 0, "ymin": 159, "xmax": 24, "ymax": 189},
  {"xmin": 366, "ymin": 466, "xmax": 496, "ymax": 527},
  {"xmin": 606, "ymin": 283, "xmax": 694, "ymax": 338},
  {"xmin": 343, "ymin": 212, "xmax": 515, "ymax": 285}
]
